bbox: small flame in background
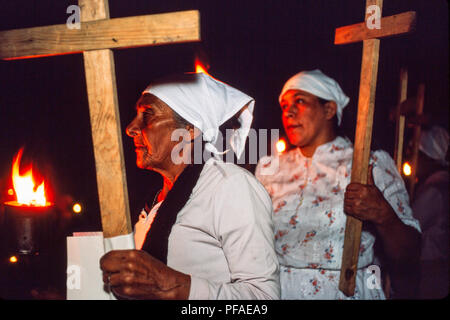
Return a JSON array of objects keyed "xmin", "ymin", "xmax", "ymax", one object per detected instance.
[
  {"xmin": 402, "ymin": 162, "xmax": 412, "ymax": 176},
  {"xmin": 72, "ymin": 203, "xmax": 82, "ymax": 214},
  {"xmin": 195, "ymin": 57, "xmax": 210, "ymax": 76},
  {"xmin": 276, "ymin": 139, "xmax": 287, "ymax": 154},
  {"xmin": 11, "ymin": 148, "xmax": 48, "ymax": 207}
]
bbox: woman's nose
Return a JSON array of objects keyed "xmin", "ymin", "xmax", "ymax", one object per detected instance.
[
  {"xmin": 284, "ymin": 103, "xmax": 297, "ymax": 118},
  {"xmin": 126, "ymin": 118, "xmax": 139, "ymax": 137}
]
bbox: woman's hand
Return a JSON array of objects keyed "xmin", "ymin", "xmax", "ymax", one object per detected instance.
[
  {"xmin": 343, "ymin": 165, "xmax": 397, "ymax": 226},
  {"xmin": 344, "ymin": 165, "xmax": 421, "ymax": 276},
  {"xmin": 100, "ymin": 249, "xmax": 190, "ymax": 300}
]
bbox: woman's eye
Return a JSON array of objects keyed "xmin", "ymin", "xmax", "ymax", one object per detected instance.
[
  {"xmin": 143, "ymin": 110, "xmax": 154, "ymax": 123},
  {"xmin": 296, "ymin": 99, "xmax": 304, "ymax": 104}
]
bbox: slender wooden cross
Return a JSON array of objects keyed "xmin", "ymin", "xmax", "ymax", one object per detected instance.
[
  {"xmin": 334, "ymin": 0, "xmax": 416, "ymax": 296},
  {"xmin": 406, "ymin": 83, "xmax": 425, "ymax": 198},
  {"xmin": 0, "ymin": 0, "xmax": 200, "ymax": 238},
  {"xmin": 394, "ymin": 68, "xmax": 408, "ymax": 173},
  {"xmin": 392, "ymin": 70, "xmax": 426, "ymax": 199}
]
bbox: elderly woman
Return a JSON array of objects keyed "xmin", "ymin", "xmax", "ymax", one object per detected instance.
[
  {"xmin": 100, "ymin": 73, "xmax": 280, "ymax": 300},
  {"xmin": 255, "ymin": 70, "xmax": 421, "ymax": 299}
]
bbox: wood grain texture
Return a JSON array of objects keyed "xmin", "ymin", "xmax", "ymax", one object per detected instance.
[
  {"xmin": 351, "ymin": 39, "xmax": 380, "ymax": 185},
  {"xmin": 338, "ymin": 0, "xmax": 383, "ymax": 297},
  {"xmin": 0, "ymin": 9, "xmax": 200, "ymax": 60},
  {"xmin": 335, "ymin": 11, "xmax": 416, "ymax": 45},
  {"xmin": 80, "ymin": 0, "xmax": 132, "ymax": 238},
  {"xmin": 339, "ymin": 38, "xmax": 380, "ymax": 297}
]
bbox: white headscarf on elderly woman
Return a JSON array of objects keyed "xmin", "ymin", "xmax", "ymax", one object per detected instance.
[
  {"xmin": 143, "ymin": 72, "xmax": 255, "ymax": 159},
  {"xmin": 279, "ymin": 69, "xmax": 350, "ymax": 126}
]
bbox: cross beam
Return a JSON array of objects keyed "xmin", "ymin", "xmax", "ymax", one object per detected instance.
[
  {"xmin": 334, "ymin": 0, "xmax": 416, "ymax": 296},
  {"xmin": 0, "ymin": 0, "xmax": 200, "ymax": 239},
  {"xmin": 0, "ymin": 9, "xmax": 200, "ymax": 60},
  {"xmin": 335, "ymin": 11, "xmax": 416, "ymax": 45},
  {"xmin": 392, "ymin": 80, "xmax": 427, "ymax": 187}
]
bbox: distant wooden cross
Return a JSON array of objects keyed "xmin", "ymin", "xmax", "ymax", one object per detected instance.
[
  {"xmin": 0, "ymin": 0, "xmax": 200, "ymax": 238},
  {"xmin": 395, "ymin": 83, "xmax": 426, "ymax": 198},
  {"xmin": 394, "ymin": 68, "xmax": 408, "ymax": 173},
  {"xmin": 391, "ymin": 69, "xmax": 427, "ymax": 199},
  {"xmin": 334, "ymin": 0, "xmax": 416, "ymax": 296}
]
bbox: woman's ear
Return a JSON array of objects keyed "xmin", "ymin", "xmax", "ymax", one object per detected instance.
[{"xmin": 324, "ymin": 101, "xmax": 337, "ymax": 120}]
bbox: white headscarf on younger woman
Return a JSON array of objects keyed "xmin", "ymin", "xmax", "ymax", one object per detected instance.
[{"xmin": 279, "ymin": 69, "xmax": 350, "ymax": 125}]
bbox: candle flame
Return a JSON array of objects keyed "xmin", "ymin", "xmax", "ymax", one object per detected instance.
[
  {"xmin": 403, "ymin": 162, "xmax": 412, "ymax": 176},
  {"xmin": 73, "ymin": 203, "xmax": 82, "ymax": 214},
  {"xmin": 11, "ymin": 149, "xmax": 48, "ymax": 207},
  {"xmin": 276, "ymin": 139, "xmax": 287, "ymax": 153}
]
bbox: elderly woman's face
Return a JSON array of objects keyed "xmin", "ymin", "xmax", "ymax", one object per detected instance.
[{"xmin": 126, "ymin": 94, "xmax": 180, "ymax": 171}]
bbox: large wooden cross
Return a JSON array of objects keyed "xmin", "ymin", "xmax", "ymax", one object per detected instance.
[
  {"xmin": 0, "ymin": 0, "xmax": 200, "ymax": 238},
  {"xmin": 334, "ymin": 0, "xmax": 416, "ymax": 296}
]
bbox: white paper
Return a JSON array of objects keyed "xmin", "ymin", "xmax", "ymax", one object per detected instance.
[
  {"xmin": 104, "ymin": 232, "xmax": 135, "ymax": 253},
  {"xmin": 66, "ymin": 232, "xmax": 135, "ymax": 300}
]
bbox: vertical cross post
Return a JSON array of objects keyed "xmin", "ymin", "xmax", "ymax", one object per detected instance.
[
  {"xmin": 339, "ymin": 0, "xmax": 383, "ymax": 296},
  {"xmin": 335, "ymin": 0, "xmax": 417, "ymax": 296},
  {"xmin": 79, "ymin": 0, "xmax": 132, "ymax": 238},
  {"xmin": 394, "ymin": 68, "xmax": 408, "ymax": 172}
]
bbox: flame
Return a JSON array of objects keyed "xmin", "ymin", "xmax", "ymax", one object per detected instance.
[
  {"xmin": 403, "ymin": 162, "xmax": 412, "ymax": 176},
  {"xmin": 195, "ymin": 58, "xmax": 210, "ymax": 76},
  {"xmin": 73, "ymin": 203, "xmax": 82, "ymax": 214},
  {"xmin": 11, "ymin": 149, "xmax": 48, "ymax": 207},
  {"xmin": 276, "ymin": 139, "xmax": 287, "ymax": 153}
]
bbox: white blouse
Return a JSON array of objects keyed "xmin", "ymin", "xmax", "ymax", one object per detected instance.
[
  {"xmin": 135, "ymin": 158, "xmax": 280, "ymax": 300},
  {"xmin": 255, "ymin": 136, "xmax": 421, "ymax": 299}
]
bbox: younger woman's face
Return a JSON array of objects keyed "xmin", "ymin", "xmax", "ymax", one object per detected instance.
[{"xmin": 280, "ymin": 89, "xmax": 332, "ymax": 149}]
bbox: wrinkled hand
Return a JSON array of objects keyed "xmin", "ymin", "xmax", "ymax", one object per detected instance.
[
  {"xmin": 344, "ymin": 165, "xmax": 396, "ymax": 226},
  {"xmin": 100, "ymin": 250, "xmax": 190, "ymax": 300}
]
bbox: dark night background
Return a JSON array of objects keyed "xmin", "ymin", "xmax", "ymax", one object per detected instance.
[{"xmin": 0, "ymin": 0, "xmax": 448, "ymax": 299}]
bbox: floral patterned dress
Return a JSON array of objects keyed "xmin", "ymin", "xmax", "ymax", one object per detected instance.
[{"xmin": 255, "ymin": 136, "xmax": 421, "ymax": 299}]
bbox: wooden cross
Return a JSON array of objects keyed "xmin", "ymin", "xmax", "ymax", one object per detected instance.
[
  {"xmin": 406, "ymin": 83, "xmax": 426, "ymax": 198},
  {"xmin": 0, "ymin": 0, "xmax": 200, "ymax": 238},
  {"xmin": 334, "ymin": 0, "xmax": 416, "ymax": 296},
  {"xmin": 392, "ymin": 70, "xmax": 426, "ymax": 198},
  {"xmin": 394, "ymin": 68, "xmax": 408, "ymax": 173}
]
